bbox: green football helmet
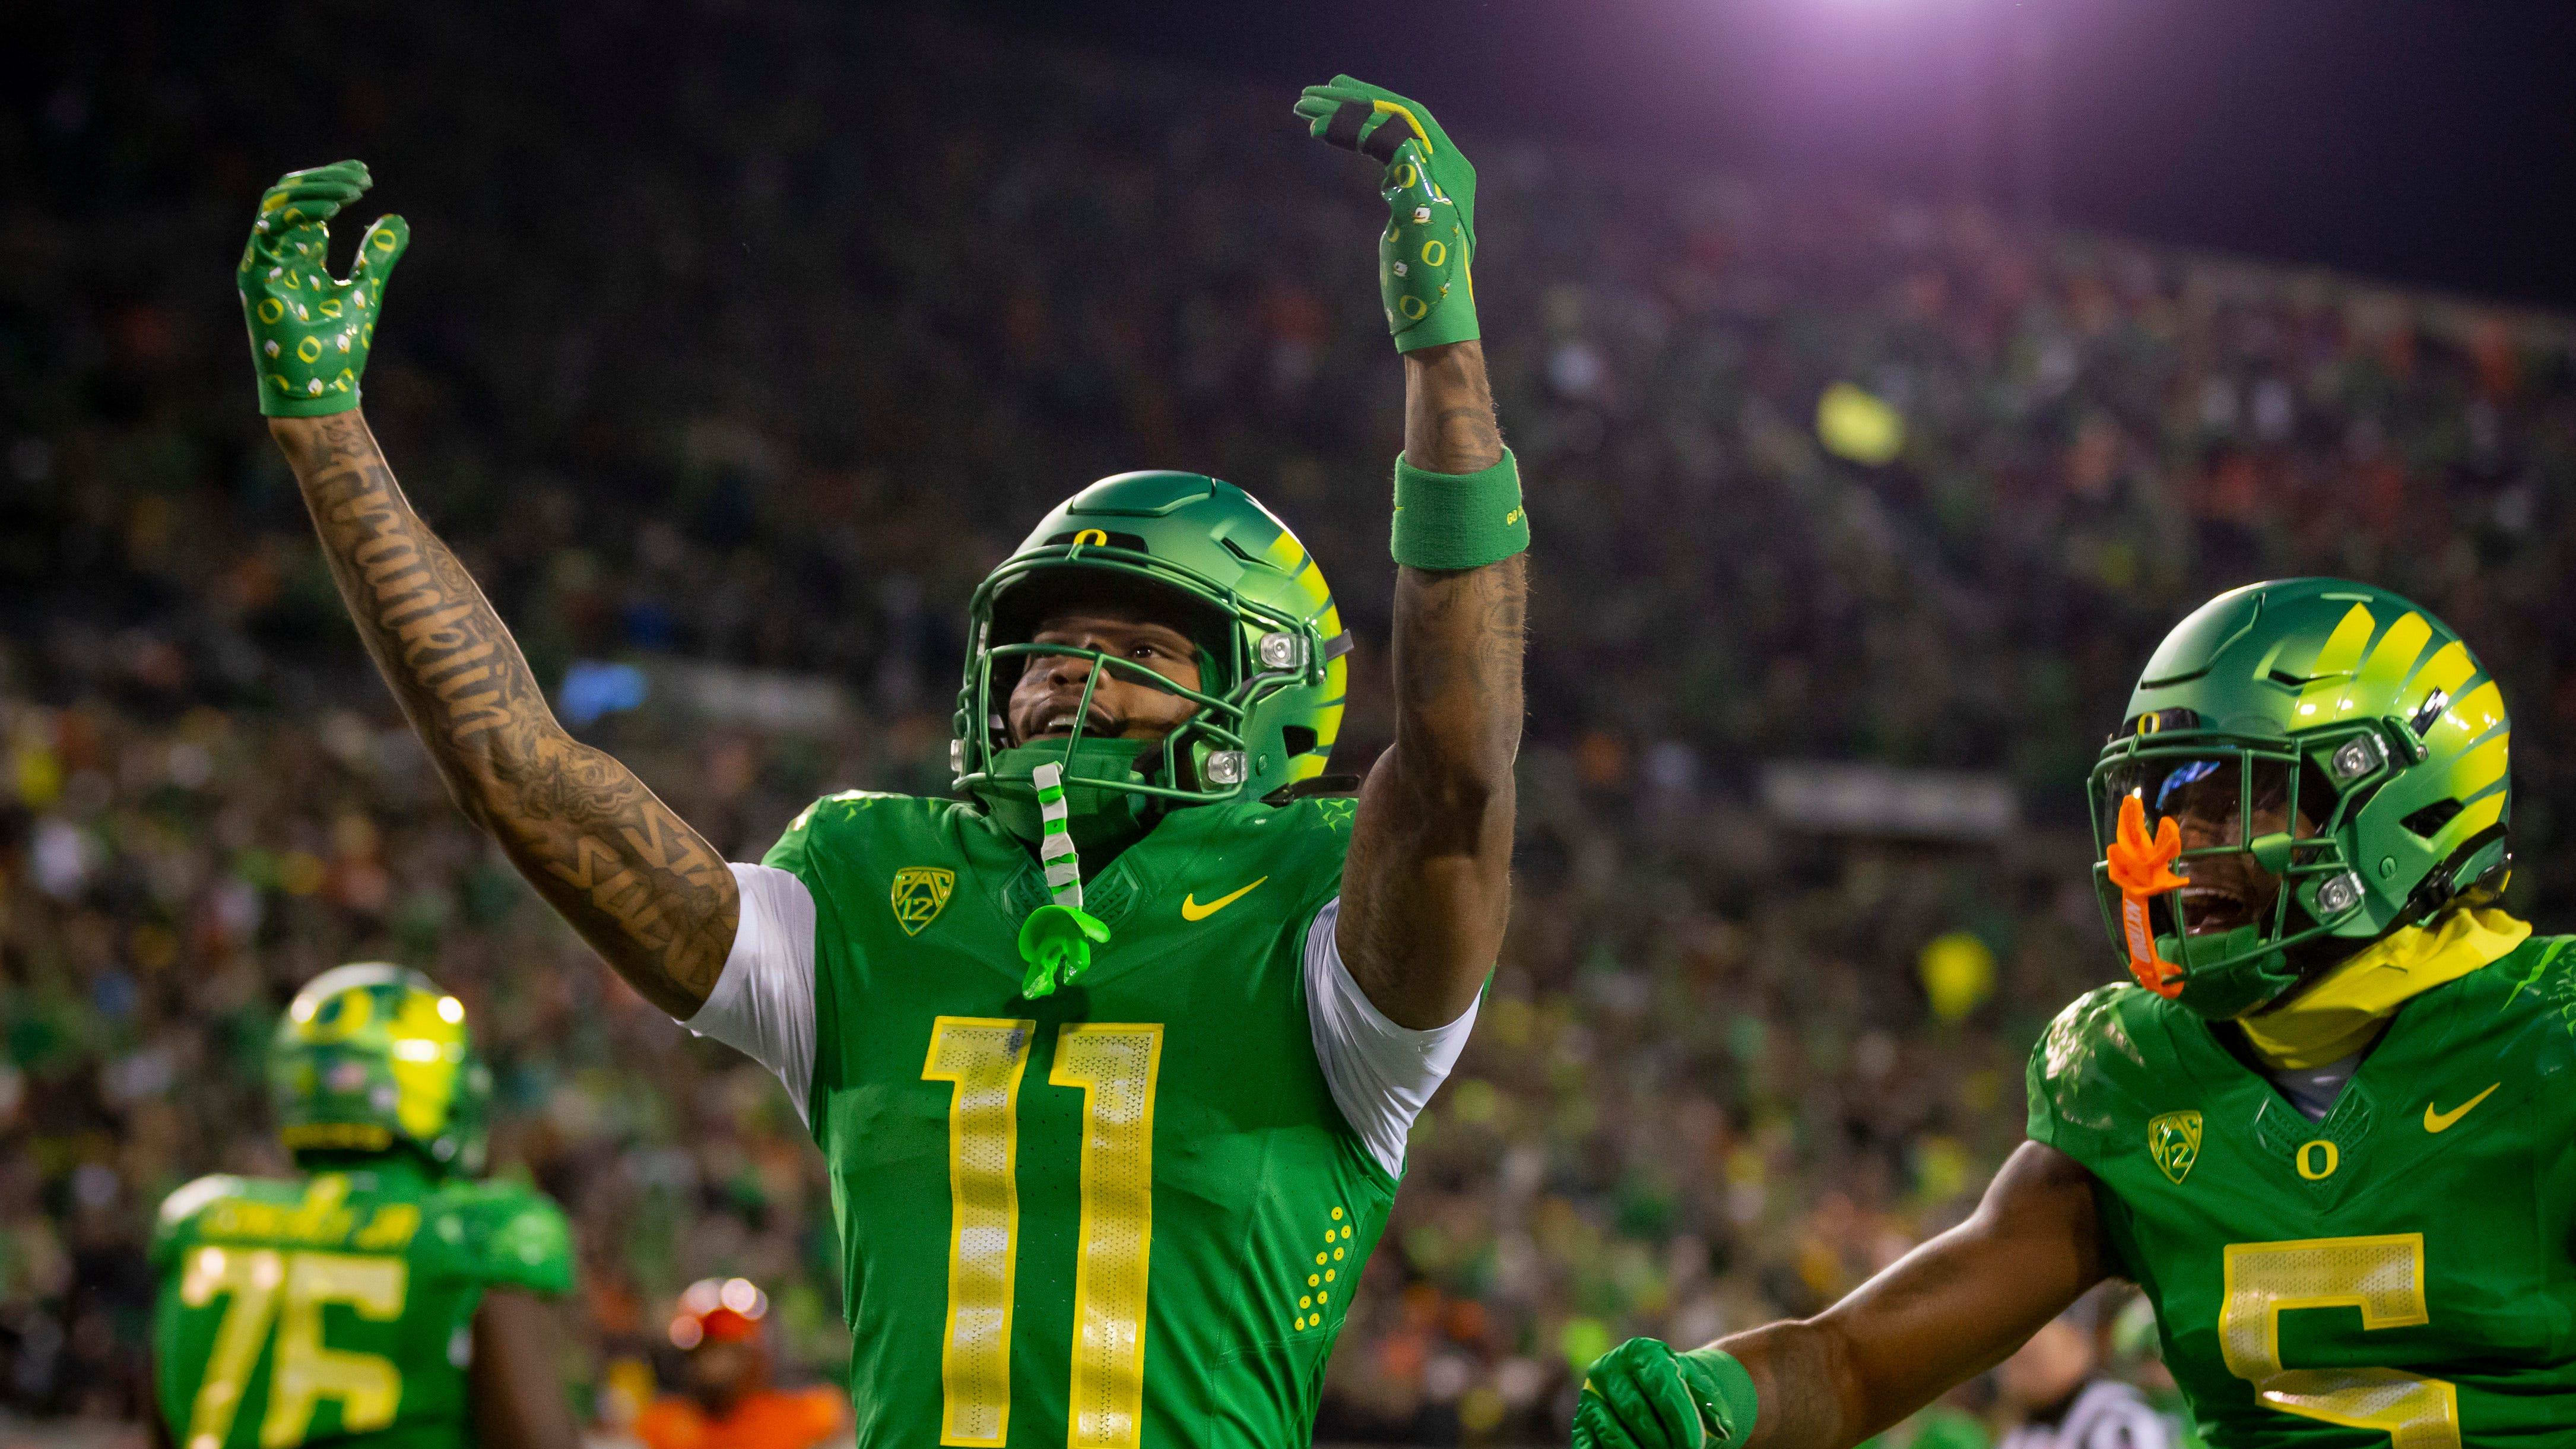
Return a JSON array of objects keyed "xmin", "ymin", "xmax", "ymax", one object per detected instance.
[
  {"xmin": 953, "ymin": 471, "xmax": 1350, "ymax": 852},
  {"xmin": 2090, "ymin": 578, "xmax": 2512, "ymax": 1019},
  {"xmin": 270, "ymin": 962, "xmax": 491, "ymax": 1176}
]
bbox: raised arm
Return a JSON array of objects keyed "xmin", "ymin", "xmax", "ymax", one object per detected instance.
[
  {"xmin": 1298, "ymin": 79, "xmax": 1526, "ymax": 1029},
  {"xmin": 1577, "ymin": 1142, "xmax": 2112, "ymax": 1449},
  {"xmin": 242, "ymin": 163, "xmax": 734, "ymax": 1018}
]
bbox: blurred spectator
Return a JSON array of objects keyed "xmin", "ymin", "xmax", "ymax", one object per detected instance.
[
  {"xmin": 1994, "ymin": 1293, "xmax": 2177, "ymax": 1449},
  {"xmin": 630, "ymin": 1279, "xmax": 848, "ymax": 1449}
]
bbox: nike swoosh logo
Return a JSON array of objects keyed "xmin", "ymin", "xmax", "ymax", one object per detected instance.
[
  {"xmin": 2424, "ymin": 1082, "xmax": 2502, "ymax": 1133},
  {"xmin": 1181, "ymin": 876, "xmax": 1268, "ymax": 921}
]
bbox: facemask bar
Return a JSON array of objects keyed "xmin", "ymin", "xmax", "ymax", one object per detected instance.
[
  {"xmin": 2087, "ymin": 721, "xmax": 2397, "ymax": 978},
  {"xmin": 954, "ymin": 543, "xmax": 1331, "ymax": 806},
  {"xmin": 961, "ymin": 641, "xmax": 1253, "ymax": 806}
]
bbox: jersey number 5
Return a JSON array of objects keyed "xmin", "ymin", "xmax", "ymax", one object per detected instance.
[
  {"xmin": 924, "ymin": 1016, "xmax": 1164, "ymax": 1449},
  {"xmin": 179, "ymin": 1246, "xmax": 407, "ymax": 1448},
  {"xmin": 2219, "ymin": 1234, "xmax": 2460, "ymax": 1448}
]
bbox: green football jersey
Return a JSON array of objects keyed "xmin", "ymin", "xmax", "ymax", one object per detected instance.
[
  {"xmin": 2027, "ymin": 935, "xmax": 2576, "ymax": 1448},
  {"xmin": 764, "ymin": 789, "xmax": 1395, "ymax": 1449},
  {"xmin": 150, "ymin": 1157, "xmax": 573, "ymax": 1449}
]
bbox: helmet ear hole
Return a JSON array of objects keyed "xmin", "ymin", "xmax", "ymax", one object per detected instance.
[
  {"xmin": 2402, "ymin": 798, "xmax": 2464, "ymax": 840},
  {"xmin": 1281, "ymin": 727, "xmax": 1318, "ymax": 756}
]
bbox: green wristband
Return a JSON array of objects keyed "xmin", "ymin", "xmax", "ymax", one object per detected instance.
[
  {"xmin": 1391, "ymin": 448, "xmax": 1528, "ymax": 570},
  {"xmin": 1675, "ymin": 1347, "xmax": 1759, "ymax": 1444}
]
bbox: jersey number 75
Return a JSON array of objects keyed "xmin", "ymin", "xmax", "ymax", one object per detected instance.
[{"xmin": 177, "ymin": 1246, "xmax": 407, "ymax": 1448}]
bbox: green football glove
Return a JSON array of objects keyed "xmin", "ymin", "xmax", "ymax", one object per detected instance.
[
  {"xmin": 1295, "ymin": 76, "xmax": 1479, "ymax": 353},
  {"xmin": 237, "ymin": 160, "xmax": 408, "ymax": 417},
  {"xmin": 1575, "ymin": 1339, "xmax": 1759, "ymax": 1449}
]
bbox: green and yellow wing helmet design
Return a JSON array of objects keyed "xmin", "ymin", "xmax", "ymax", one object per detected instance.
[
  {"xmin": 954, "ymin": 470, "xmax": 1350, "ymax": 847},
  {"xmin": 270, "ymin": 962, "xmax": 491, "ymax": 1177},
  {"xmin": 2090, "ymin": 578, "xmax": 2511, "ymax": 1019}
]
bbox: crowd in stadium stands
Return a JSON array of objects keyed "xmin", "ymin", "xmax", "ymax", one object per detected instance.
[{"xmin": 11, "ymin": 4, "xmax": 2576, "ymax": 1442}]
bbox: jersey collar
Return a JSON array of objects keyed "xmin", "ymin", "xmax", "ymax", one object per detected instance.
[{"xmin": 2237, "ymin": 908, "xmax": 2529, "ymax": 1069}]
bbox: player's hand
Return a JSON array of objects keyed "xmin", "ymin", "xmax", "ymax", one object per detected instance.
[
  {"xmin": 238, "ymin": 160, "xmax": 409, "ymax": 417},
  {"xmin": 1295, "ymin": 76, "xmax": 1479, "ymax": 353},
  {"xmin": 1575, "ymin": 1339, "xmax": 1750, "ymax": 1449}
]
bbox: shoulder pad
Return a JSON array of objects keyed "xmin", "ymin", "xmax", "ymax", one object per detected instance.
[
  {"xmin": 152, "ymin": 1174, "xmax": 250, "ymax": 1266},
  {"xmin": 2028, "ymin": 984, "xmax": 2158, "ymax": 1143},
  {"xmin": 440, "ymin": 1180, "xmax": 575, "ymax": 1295}
]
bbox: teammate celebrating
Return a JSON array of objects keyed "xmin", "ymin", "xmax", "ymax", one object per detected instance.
[
  {"xmin": 1577, "ymin": 578, "xmax": 2559, "ymax": 1449},
  {"xmin": 150, "ymin": 964, "xmax": 577, "ymax": 1449},
  {"xmin": 240, "ymin": 74, "xmax": 1524, "ymax": 1449}
]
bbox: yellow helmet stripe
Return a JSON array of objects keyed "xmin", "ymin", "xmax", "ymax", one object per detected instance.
[
  {"xmin": 2295, "ymin": 603, "xmax": 2377, "ymax": 721},
  {"xmin": 2397, "ymin": 639, "xmax": 2476, "ymax": 715},
  {"xmin": 2353, "ymin": 612, "xmax": 2434, "ymax": 705},
  {"xmin": 2425, "ymin": 680, "xmax": 2507, "ymax": 756}
]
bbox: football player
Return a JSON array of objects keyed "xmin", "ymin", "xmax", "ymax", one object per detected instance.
[
  {"xmin": 149, "ymin": 964, "xmax": 577, "ymax": 1449},
  {"xmin": 240, "ymin": 74, "xmax": 1524, "ymax": 1448},
  {"xmin": 1576, "ymin": 578, "xmax": 2558, "ymax": 1449}
]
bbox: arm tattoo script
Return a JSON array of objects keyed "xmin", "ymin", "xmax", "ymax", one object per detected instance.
[
  {"xmin": 1338, "ymin": 340, "xmax": 1525, "ymax": 1029},
  {"xmin": 277, "ymin": 413, "xmax": 737, "ymax": 1017}
]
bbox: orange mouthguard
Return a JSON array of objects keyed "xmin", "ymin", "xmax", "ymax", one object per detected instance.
[{"xmin": 2105, "ymin": 794, "xmax": 2188, "ymax": 997}]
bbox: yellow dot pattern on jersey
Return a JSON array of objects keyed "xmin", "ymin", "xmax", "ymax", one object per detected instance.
[
  {"xmin": 1051, "ymin": 1023, "xmax": 1164, "ymax": 1449},
  {"xmin": 921, "ymin": 1017, "xmax": 1034, "ymax": 1447},
  {"xmin": 1294, "ymin": 1209, "xmax": 1352, "ymax": 1331},
  {"xmin": 2219, "ymin": 1234, "xmax": 2457, "ymax": 1447}
]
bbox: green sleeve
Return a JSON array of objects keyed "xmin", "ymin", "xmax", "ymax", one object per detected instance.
[{"xmin": 467, "ymin": 1184, "xmax": 576, "ymax": 1298}]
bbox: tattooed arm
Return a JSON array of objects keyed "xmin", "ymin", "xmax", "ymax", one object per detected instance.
[
  {"xmin": 1337, "ymin": 339, "xmax": 1527, "ymax": 1028},
  {"xmin": 274, "ymin": 413, "xmax": 736, "ymax": 1017}
]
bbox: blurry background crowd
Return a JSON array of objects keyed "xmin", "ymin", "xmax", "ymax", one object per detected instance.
[{"xmin": 9, "ymin": 2, "xmax": 2576, "ymax": 1442}]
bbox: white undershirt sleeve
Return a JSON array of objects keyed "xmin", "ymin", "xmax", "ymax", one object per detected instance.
[
  {"xmin": 683, "ymin": 863, "xmax": 820, "ymax": 1125},
  {"xmin": 1303, "ymin": 898, "xmax": 1481, "ymax": 1180}
]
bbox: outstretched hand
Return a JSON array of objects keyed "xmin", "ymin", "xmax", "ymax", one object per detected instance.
[
  {"xmin": 239, "ymin": 160, "xmax": 408, "ymax": 416},
  {"xmin": 1575, "ymin": 1338, "xmax": 1753, "ymax": 1449},
  {"xmin": 1296, "ymin": 76, "xmax": 1480, "ymax": 353}
]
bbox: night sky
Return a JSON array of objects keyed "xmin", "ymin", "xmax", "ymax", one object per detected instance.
[{"xmin": 963, "ymin": 0, "xmax": 2576, "ymax": 310}]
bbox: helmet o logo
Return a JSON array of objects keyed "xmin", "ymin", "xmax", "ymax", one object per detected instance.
[
  {"xmin": 2137, "ymin": 714, "xmax": 2161, "ymax": 736},
  {"xmin": 302, "ymin": 991, "xmax": 375, "ymax": 1044},
  {"xmin": 2296, "ymin": 1139, "xmax": 2339, "ymax": 1180},
  {"xmin": 1420, "ymin": 239, "xmax": 1447, "ymax": 268},
  {"xmin": 1072, "ymin": 528, "xmax": 1108, "ymax": 547}
]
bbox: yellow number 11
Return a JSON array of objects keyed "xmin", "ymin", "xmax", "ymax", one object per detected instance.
[{"xmin": 923, "ymin": 1016, "xmax": 1164, "ymax": 1449}]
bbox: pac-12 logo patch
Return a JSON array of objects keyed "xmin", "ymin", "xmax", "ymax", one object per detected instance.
[
  {"xmin": 2147, "ymin": 1110, "xmax": 2203, "ymax": 1185},
  {"xmin": 891, "ymin": 867, "xmax": 956, "ymax": 936}
]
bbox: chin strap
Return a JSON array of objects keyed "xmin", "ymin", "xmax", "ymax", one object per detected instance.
[
  {"xmin": 1017, "ymin": 762, "xmax": 1111, "ymax": 999},
  {"xmin": 2107, "ymin": 794, "xmax": 2188, "ymax": 998}
]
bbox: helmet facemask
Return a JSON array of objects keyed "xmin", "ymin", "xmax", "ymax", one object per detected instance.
[
  {"xmin": 957, "ymin": 529, "xmax": 1344, "ymax": 854},
  {"xmin": 2090, "ymin": 724, "xmax": 2403, "ymax": 1019}
]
